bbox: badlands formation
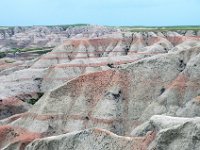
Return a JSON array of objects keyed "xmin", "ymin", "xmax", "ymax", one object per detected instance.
[{"xmin": 0, "ymin": 25, "xmax": 200, "ymax": 149}]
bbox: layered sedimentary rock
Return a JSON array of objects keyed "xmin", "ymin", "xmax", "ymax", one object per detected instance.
[{"xmin": 0, "ymin": 26, "xmax": 200, "ymax": 149}]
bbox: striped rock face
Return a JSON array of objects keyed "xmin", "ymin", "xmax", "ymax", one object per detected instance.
[{"xmin": 1, "ymin": 27, "xmax": 200, "ymax": 149}]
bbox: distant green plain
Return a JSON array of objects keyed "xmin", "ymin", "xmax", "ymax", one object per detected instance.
[{"xmin": 119, "ymin": 26, "xmax": 200, "ymax": 32}]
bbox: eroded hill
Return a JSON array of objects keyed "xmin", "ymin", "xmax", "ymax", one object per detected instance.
[{"xmin": 0, "ymin": 25, "xmax": 200, "ymax": 150}]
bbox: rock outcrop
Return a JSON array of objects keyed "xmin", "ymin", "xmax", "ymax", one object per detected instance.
[{"xmin": 131, "ymin": 115, "xmax": 200, "ymax": 150}]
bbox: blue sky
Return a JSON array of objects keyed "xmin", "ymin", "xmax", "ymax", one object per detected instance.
[{"xmin": 0, "ymin": 0, "xmax": 200, "ymax": 26}]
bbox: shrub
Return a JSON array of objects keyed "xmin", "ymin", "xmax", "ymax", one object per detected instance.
[
  {"xmin": 27, "ymin": 92, "xmax": 44, "ymax": 105},
  {"xmin": 0, "ymin": 52, "xmax": 6, "ymax": 58}
]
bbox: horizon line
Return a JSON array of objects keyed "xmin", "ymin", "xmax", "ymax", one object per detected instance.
[{"xmin": 1, "ymin": 24, "xmax": 200, "ymax": 28}]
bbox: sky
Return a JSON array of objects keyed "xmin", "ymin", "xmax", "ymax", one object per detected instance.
[{"xmin": 0, "ymin": 0, "xmax": 200, "ymax": 26}]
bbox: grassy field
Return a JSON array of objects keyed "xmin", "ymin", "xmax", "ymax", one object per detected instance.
[
  {"xmin": 0, "ymin": 46, "xmax": 54, "ymax": 58},
  {"xmin": 119, "ymin": 26, "xmax": 200, "ymax": 32},
  {"xmin": 47, "ymin": 24, "xmax": 89, "ymax": 30},
  {"xmin": 0, "ymin": 26, "xmax": 10, "ymax": 30},
  {"xmin": 14, "ymin": 46, "xmax": 54, "ymax": 52}
]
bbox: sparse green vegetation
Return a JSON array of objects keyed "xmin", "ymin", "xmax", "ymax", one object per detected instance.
[
  {"xmin": 34, "ymin": 49, "xmax": 52, "ymax": 55},
  {"xmin": 0, "ymin": 52, "xmax": 6, "ymax": 58},
  {"xmin": 27, "ymin": 98, "xmax": 38, "ymax": 105},
  {"xmin": 4, "ymin": 59, "xmax": 15, "ymax": 63},
  {"xmin": 120, "ymin": 26, "xmax": 200, "ymax": 32},
  {"xmin": 47, "ymin": 24, "xmax": 89, "ymax": 30},
  {"xmin": 27, "ymin": 92, "xmax": 44, "ymax": 105},
  {"xmin": 9, "ymin": 46, "xmax": 54, "ymax": 53},
  {"xmin": 0, "ymin": 26, "xmax": 10, "ymax": 30},
  {"xmin": 0, "ymin": 46, "xmax": 54, "ymax": 59}
]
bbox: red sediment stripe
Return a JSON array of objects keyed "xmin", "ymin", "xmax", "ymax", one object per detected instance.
[
  {"xmin": 0, "ymin": 113, "xmax": 24, "ymax": 124},
  {"xmin": 2, "ymin": 70, "xmax": 200, "ymax": 91},
  {"xmin": 90, "ymin": 117, "xmax": 123, "ymax": 124},
  {"xmin": 25, "ymin": 57, "xmax": 144, "ymax": 69},
  {"xmin": 62, "ymin": 36, "xmax": 200, "ymax": 43},
  {"xmin": 40, "ymin": 51, "xmax": 163, "ymax": 60},
  {"xmin": 1, "ymin": 97, "xmax": 23, "ymax": 106},
  {"xmin": 0, "ymin": 125, "xmax": 41, "ymax": 144},
  {"xmin": 2, "ymin": 76, "xmax": 200, "ymax": 103},
  {"xmin": 47, "ymin": 51, "xmax": 164, "ymax": 55},
  {"xmin": 166, "ymin": 74, "xmax": 189, "ymax": 89},
  {"xmin": 1, "ymin": 76, "xmax": 74, "ymax": 83},
  {"xmin": 40, "ymin": 56, "xmax": 99, "ymax": 60},
  {"xmin": 15, "ymin": 113, "xmax": 143, "ymax": 128},
  {"xmin": 54, "ymin": 58, "xmax": 141, "ymax": 68},
  {"xmin": 0, "ymin": 51, "xmax": 163, "ymax": 69},
  {"xmin": 0, "ymin": 63, "xmax": 25, "ymax": 69},
  {"xmin": 141, "ymin": 131, "xmax": 157, "ymax": 149},
  {"xmin": 63, "ymin": 37, "xmax": 130, "ymax": 44}
]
